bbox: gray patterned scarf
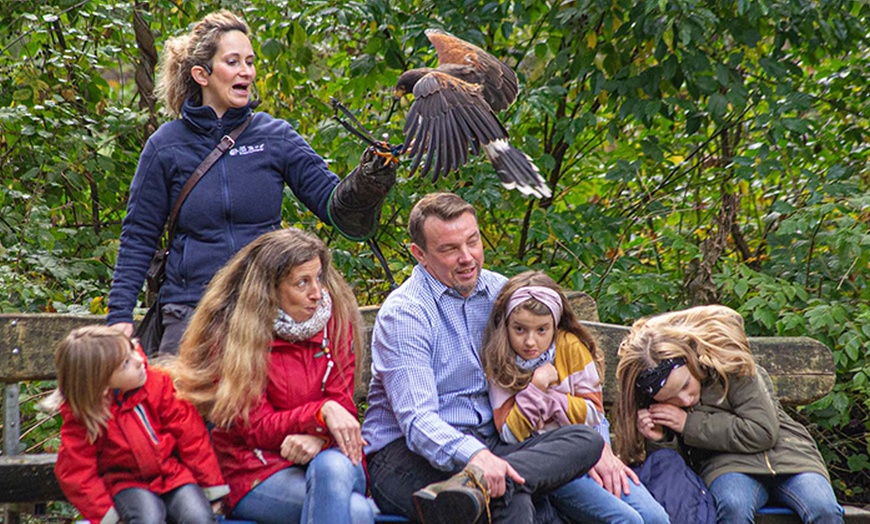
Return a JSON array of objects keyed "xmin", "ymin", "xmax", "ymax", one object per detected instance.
[
  {"xmin": 515, "ymin": 342, "xmax": 556, "ymax": 371},
  {"xmin": 273, "ymin": 291, "xmax": 332, "ymax": 342}
]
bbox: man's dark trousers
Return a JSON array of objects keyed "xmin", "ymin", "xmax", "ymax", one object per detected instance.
[{"xmin": 368, "ymin": 425, "xmax": 604, "ymax": 523}]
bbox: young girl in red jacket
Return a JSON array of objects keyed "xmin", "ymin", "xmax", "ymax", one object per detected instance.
[{"xmin": 53, "ymin": 325, "xmax": 228, "ymax": 523}]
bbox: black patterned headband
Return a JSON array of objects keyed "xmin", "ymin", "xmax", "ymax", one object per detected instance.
[{"xmin": 635, "ymin": 357, "xmax": 687, "ymax": 399}]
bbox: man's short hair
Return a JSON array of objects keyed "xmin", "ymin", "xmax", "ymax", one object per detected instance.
[{"xmin": 408, "ymin": 192, "xmax": 477, "ymax": 252}]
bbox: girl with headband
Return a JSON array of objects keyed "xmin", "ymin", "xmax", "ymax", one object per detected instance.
[
  {"xmin": 481, "ymin": 271, "xmax": 668, "ymax": 523},
  {"xmin": 614, "ymin": 305, "xmax": 842, "ymax": 523}
]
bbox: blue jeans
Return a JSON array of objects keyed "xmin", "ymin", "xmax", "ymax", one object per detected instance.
[
  {"xmin": 232, "ymin": 448, "xmax": 373, "ymax": 524},
  {"xmin": 551, "ymin": 473, "xmax": 670, "ymax": 524},
  {"xmin": 709, "ymin": 472, "xmax": 843, "ymax": 524},
  {"xmin": 113, "ymin": 483, "xmax": 215, "ymax": 523}
]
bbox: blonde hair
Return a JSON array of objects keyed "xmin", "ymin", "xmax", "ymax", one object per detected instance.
[
  {"xmin": 613, "ymin": 304, "xmax": 756, "ymax": 463},
  {"xmin": 408, "ymin": 192, "xmax": 476, "ymax": 251},
  {"xmin": 155, "ymin": 10, "xmax": 250, "ymax": 116},
  {"xmin": 55, "ymin": 326, "xmax": 130, "ymax": 443},
  {"xmin": 482, "ymin": 271, "xmax": 602, "ymax": 392},
  {"xmin": 170, "ymin": 228, "xmax": 363, "ymax": 428}
]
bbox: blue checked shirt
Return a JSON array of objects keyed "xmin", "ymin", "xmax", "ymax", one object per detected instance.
[{"xmin": 362, "ymin": 265, "xmax": 507, "ymax": 471}]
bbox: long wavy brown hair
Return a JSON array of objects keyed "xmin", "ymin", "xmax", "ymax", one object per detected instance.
[
  {"xmin": 155, "ymin": 10, "xmax": 249, "ymax": 116},
  {"xmin": 613, "ymin": 304, "xmax": 756, "ymax": 464},
  {"xmin": 481, "ymin": 271, "xmax": 601, "ymax": 392},
  {"xmin": 170, "ymin": 228, "xmax": 363, "ymax": 427},
  {"xmin": 54, "ymin": 325, "xmax": 130, "ymax": 443}
]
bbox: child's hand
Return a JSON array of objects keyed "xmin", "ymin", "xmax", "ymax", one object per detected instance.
[
  {"xmin": 636, "ymin": 408, "xmax": 666, "ymax": 441},
  {"xmin": 280, "ymin": 434, "xmax": 325, "ymax": 465},
  {"xmin": 648, "ymin": 403, "xmax": 688, "ymax": 434},
  {"xmin": 531, "ymin": 363, "xmax": 559, "ymax": 391}
]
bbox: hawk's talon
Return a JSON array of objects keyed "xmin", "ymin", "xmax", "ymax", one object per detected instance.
[{"xmin": 371, "ymin": 142, "xmax": 400, "ymax": 166}]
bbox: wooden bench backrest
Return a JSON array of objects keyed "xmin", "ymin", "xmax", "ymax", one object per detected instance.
[{"xmin": 0, "ymin": 292, "xmax": 835, "ymax": 406}]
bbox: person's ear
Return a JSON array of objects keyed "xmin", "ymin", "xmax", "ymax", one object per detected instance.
[
  {"xmin": 410, "ymin": 243, "xmax": 427, "ymax": 266},
  {"xmin": 190, "ymin": 64, "xmax": 211, "ymax": 87}
]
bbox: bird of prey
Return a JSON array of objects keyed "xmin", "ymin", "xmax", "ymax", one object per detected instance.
[{"xmin": 393, "ymin": 28, "xmax": 551, "ymax": 199}]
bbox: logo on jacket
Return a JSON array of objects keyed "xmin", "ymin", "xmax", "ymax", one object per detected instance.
[{"xmin": 230, "ymin": 143, "xmax": 265, "ymax": 156}]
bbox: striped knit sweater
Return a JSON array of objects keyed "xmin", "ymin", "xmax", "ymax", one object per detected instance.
[{"xmin": 489, "ymin": 331, "xmax": 605, "ymax": 444}]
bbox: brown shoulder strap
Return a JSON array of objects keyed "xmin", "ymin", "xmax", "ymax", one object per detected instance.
[{"xmin": 163, "ymin": 113, "xmax": 253, "ymax": 245}]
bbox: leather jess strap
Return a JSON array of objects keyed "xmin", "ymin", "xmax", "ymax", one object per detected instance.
[{"xmin": 164, "ymin": 113, "xmax": 253, "ymax": 244}]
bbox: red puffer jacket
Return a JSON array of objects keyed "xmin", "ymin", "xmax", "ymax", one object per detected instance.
[
  {"xmin": 55, "ymin": 358, "xmax": 228, "ymax": 523},
  {"xmin": 212, "ymin": 319, "xmax": 358, "ymax": 510}
]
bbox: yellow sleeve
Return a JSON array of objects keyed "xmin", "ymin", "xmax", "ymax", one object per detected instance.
[{"xmin": 553, "ymin": 331, "xmax": 605, "ymax": 426}]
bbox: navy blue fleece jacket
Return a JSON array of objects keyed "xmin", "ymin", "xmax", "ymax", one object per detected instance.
[{"xmin": 107, "ymin": 99, "xmax": 339, "ymax": 325}]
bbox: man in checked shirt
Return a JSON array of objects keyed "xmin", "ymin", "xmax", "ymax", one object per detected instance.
[{"xmin": 362, "ymin": 192, "xmax": 605, "ymax": 523}]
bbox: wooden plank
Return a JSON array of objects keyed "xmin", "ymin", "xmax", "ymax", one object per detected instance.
[
  {"xmin": 750, "ymin": 336, "xmax": 836, "ymax": 406},
  {"xmin": 581, "ymin": 322, "xmax": 836, "ymax": 406},
  {"xmin": 756, "ymin": 506, "xmax": 870, "ymax": 524},
  {"xmin": 0, "ymin": 314, "xmax": 105, "ymax": 382},
  {"xmin": 0, "ymin": 304, "xmax": 835, "ymax": 406},
  {"xmin": 0, "ymin": 454, "xmax": 62, "ymax": 503}
]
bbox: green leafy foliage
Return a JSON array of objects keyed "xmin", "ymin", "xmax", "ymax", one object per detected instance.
[{"xmin": 2, "ymin": 0, "xmax": 869, "ymax": 507}]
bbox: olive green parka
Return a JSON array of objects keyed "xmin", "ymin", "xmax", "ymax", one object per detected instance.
[{"xmin": 651, "ymin": 366, "xmax": 828, "ymax": 486}]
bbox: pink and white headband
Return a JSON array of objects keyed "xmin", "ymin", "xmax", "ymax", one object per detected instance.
[{"xmin": 506, "ymin": 286, "xmax": 563, "ymax": 324}]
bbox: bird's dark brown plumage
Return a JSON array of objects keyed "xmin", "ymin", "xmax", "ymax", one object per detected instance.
[{"xmin": 395, "ymin": 28, "xmax": 551, "ymax": 198}]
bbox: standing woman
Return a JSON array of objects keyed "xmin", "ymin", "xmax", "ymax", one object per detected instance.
[
  {"xmin": 107, "ymin": 10, "xmax": 395, "ymax": 353},
  {"xmin": 170, "ymin": 227, "xmax": 373, "ymax": 523}
]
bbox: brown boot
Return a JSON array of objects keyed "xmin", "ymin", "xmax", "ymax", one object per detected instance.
[{"xmin": 413, "ymin": 464, "xmax": 490, "ymax": 524}]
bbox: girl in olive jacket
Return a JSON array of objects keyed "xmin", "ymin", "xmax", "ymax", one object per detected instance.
[{"xmin": 614, "ymin": 305, "xmax": 843, "ymax": 524}]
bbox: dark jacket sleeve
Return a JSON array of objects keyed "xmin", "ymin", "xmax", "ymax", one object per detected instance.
[
  {"xmin": 107, "ymin": 136, "xmax": 171, "ymax": 325},
  {"xmin": 277, "ymin": 124, "xmax": 339, "ymax": 224}
]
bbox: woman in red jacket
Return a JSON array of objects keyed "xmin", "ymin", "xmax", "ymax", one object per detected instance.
[
  {"xmin": 53, "ymin": 326, "xmax": 228, "ymax": 523},
  {"xmin": 171, "ymin": 228, "xmax": 372, "ymax": 523}
]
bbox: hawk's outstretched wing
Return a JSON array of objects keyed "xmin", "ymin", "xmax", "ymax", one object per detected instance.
[
  {"xmin": 425, "ymin": 28, "xmax": 519, "ymax": 112},
  {"xmin": 405, "ymin": 71, "xmax": 548, "ymax": 198},
  {"xmin": 393, "ymin": 29, "xmax": 551, "ymax": 198}
]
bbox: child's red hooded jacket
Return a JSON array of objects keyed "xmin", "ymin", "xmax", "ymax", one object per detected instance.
[{"xmin": 55, "ymin": 352, "xmax": 228, "ymax": 523}]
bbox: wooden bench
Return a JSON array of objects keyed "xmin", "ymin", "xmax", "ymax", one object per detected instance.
[{"xmin": 1, "ymin": 293, "xmax": 867, "ymax": 522}]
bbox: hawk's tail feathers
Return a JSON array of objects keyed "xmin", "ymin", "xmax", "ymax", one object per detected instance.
[{"xmin": 484, "ymin": 140, "xmax": 552, "ymax": 199}]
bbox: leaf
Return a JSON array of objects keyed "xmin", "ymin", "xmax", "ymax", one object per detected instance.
[
  {"xmin": 708, "ymin": 93, "xmax": 729, "ymax": 118},
  {"xmin": 13, "ymin": 88, "xmax": 33, "ymax": 101},
  {"xmin": 349, "ymin": 54, "xmax": 375, "ymax": 76},
  {"xmin": 261, "ymin": 38, "xmax": 283, "ymax": 60},
  {"xmin": 847, "ymin": 454, "xmax": 870, "ymax": 473}
]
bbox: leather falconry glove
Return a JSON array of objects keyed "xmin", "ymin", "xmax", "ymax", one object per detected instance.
[{"xmin": 328, "ymin": 146, "xmax": 397, "ymax": 241}]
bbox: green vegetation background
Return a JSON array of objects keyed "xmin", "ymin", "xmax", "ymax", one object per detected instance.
[{"xmin": 1, "ymin": 0, "xmax": 868, "ymax": 515}]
